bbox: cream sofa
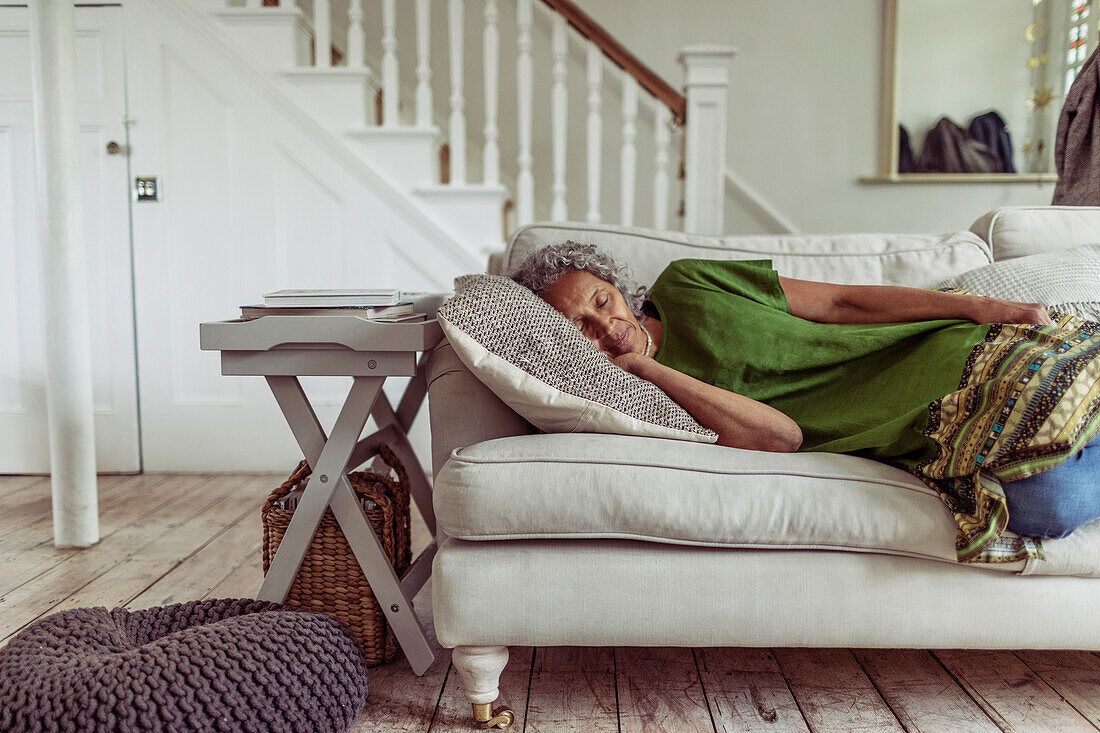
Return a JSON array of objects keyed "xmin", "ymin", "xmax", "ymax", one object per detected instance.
[{"xmin": 426, "ymin": 207, "xmax": 1100, "ymax": 728}]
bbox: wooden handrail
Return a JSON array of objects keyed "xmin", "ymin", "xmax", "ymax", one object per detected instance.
[{"xmin": 537, "ymin": 0, "xmax": 686, "ymax": 124}]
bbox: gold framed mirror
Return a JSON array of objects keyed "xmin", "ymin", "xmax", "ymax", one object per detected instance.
[{"xmin": 867, "ymin": 0, "xmax": 1096, "ymax": 182}]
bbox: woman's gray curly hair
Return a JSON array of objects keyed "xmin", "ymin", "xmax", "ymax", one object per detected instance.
[{"xmin": 508, "ymin": 241, "xmax": 646, "ymax": 314}]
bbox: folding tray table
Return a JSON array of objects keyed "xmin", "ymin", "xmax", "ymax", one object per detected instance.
[{"xmin": 199, "ymin": 306, "xmax": 446, "ymax": 675}]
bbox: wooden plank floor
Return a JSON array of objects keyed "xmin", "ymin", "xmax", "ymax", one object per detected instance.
[{"xmin": 3, "ymin": 473, "xmax": 1100, "ymax": 732}]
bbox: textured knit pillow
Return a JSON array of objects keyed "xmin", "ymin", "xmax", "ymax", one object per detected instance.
[
  {"xmin": 436, "ymin": 274, "xmax": 717, "ymax": 443},
  {"xmin": 0, "ymin": 598, "xmax": 368, "ymax": 733},
  {"xmin": 936, "ymin": 243, "xmax": 1100, "ymax": 321}
]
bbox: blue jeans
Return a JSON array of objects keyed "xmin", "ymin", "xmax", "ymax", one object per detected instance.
[{"xmin": 1002, "ymin": 436, "xmax": 1100, "ymax": 539}]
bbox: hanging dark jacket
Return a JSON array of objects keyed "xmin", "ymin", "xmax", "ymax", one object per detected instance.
[
  {"xmin": 898, "ymin": 124, "xmax": 916, "ymax": 173},
  {"xmin": 968, "ymin": 110, "xmax": 1016, "ymax": 173},
  {"xmin": 1053, "ymin": 46, "xmax": 1100, "ymax": 204},
  {"xmin": 917, "ymin": 117, "xmax": 1001, "ymax": 174}
]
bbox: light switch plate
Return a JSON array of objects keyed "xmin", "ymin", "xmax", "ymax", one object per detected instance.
[{"xmin": 134, "ymin": 176, "xmax": 159, "ymax": 202}]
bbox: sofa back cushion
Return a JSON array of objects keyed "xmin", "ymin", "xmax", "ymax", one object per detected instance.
[
  {"xmin": 970, "ymin": 206, "xmax": 1100, "ymax": 260},
  {"xmin": 506, "ymin": 223, "xmax": 993, "ymax": 288}
]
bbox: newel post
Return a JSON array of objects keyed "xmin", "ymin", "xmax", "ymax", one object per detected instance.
[{"xmin": 678, "ymin": 45, "xmax": 736, "ymax": 236}]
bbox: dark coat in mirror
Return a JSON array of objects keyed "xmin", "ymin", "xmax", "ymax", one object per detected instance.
[{"xmin": 917, "ymin": 117, "xmax": 1001, "ymax": 174}]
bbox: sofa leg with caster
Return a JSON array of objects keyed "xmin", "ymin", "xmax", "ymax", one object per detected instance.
[{"xmin": 452, "ymin": 645, "xmax": 515, "ymax": 729}]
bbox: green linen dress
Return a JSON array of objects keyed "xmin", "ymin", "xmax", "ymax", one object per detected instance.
[
  {"xmin": 646, "ymin": 258, "xmax": 1100, "ymax": 563},
  {"xmin": 647, "ymin": 258, "xmax": 989, "ymax": 466}
]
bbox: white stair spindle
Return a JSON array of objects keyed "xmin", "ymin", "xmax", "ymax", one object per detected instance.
[
  {"xmin": 415, "ymin": 0, "xmax": 433, "ymax": 127},
  {"xmin": 516, "ymin": 0, "xmax": 534, "ymax": 223},
  {"xmin": 585, "ymin": 42, "xmax": 602, "ymax": 224},
  {"xmin": 346, "ymin": 0, "xmax": 365, "ymax": 68},
  {"xmin": 550, "ymin": 13, "xmax": 568, "ymax": 221},
  {"xmin": 314, "ymin": 0, "xmax": 331, "ymax": 68},
  {"xmin": 245, "ymin": 0, "xmax": 261, "ymax": 8},
  {"xmin": 653, "ymin": 104, "xmax": 672, "ymax": 230},
  {"xmin": 619, "ymin": 74, "xmax": 638, "ymax": 226},
  {"xmin": 381, "ymin": 0, "xmax": 399, "ymax": 125},
  {"xmin": 448, "ymin": 0, "xmax": 466, "ymax": 184},
  {"xmin": 482, "ymin": 0, "xmax": 500, "ymax": 186}
]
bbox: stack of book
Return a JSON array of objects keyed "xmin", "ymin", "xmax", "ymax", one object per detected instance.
[{"xmin": 240, "ymin": 289, "xmax": 428, "ymax": 322}]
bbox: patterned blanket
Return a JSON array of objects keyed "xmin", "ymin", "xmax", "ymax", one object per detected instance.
[{"xmin": 918, "ymin": 313, "xmax": 1100, "ymax": 563}]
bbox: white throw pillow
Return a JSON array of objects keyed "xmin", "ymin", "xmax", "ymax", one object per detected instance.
[
  {"xmin": 436, "ymin": 274, "xmax": 718, "ymax": 443},
  {"xmin": 936, "ymin": 244, "xmax": 1100, "ymax": 321}
]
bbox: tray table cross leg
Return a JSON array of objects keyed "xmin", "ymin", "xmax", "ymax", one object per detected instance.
[
  {"xmin": 371, "ymin": 389, "xmax": 436, "ymax": 537},
  {"xmin": 262, "ymin": 374, "xmax": 437, "ymax": 676},
  {"xmin": 258, "ymin": 375, "xmax": 383, "ymax": 603}
]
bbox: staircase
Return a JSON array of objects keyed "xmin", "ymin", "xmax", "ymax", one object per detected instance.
[{"xmin": 190, "ymin": 0, "xmax": 737, "ymax": 261}]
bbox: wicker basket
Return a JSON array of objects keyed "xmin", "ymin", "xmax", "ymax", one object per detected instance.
[{"xmin": 261, "ymin": 443, "xmax": 412, "ymax": 666}]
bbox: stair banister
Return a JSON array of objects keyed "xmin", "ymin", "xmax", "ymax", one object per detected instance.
[
  {"xmin": 536, "ymin": 0, "xmax": 686, "ymax": 125},
  {"xmin": 227, "ymin": 0, "xmax": 736, "ymax": 238}
]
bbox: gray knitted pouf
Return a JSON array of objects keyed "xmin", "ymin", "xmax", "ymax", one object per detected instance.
[{"xmin": 0, "ymin": 598, "xmax": 369, "ymax": 733}]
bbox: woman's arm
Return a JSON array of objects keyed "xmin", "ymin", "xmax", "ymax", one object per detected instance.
[
  {"xmin": 778, "ymin": 276, "xmax": 1055, "ymax": 326},
  {"xmin": 613, "ymin": 352, "xmax": 802, "ymax": 452}
]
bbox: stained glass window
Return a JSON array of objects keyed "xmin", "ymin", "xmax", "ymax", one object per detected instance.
[{"xmin": 1065, "ymin": 0, "xmax": 1094, "ymax": 88}]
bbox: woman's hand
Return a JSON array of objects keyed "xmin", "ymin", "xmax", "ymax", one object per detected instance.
[
  {"xmin": 974, "ymin": 298, "xmax": 1055, "ymax": 327},
  {"xmin": 610, "ymin": 351, "xmax": 649, "ymax": 374}
]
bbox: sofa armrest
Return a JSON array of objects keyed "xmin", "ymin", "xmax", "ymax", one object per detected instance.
[
  {"xmin": 426, "ymin": 338, "xmax": 536, "ymax": 478},
  {"xmin": 486, "ymin": 251, "xmax": 506, "ymax": 276},
  {"xmin": 970, "ymin": 206, "xmax": 1100, "ymax": 261}
]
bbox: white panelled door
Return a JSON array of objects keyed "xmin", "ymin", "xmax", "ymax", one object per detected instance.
[{"xmin": 0, "ymin": 5, "xmax": 140, "ymax": 472}]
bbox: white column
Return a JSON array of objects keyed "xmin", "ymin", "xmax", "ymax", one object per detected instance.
[
  {"xmin": 516, "ymin": 0, "xmax": 534, "ymax": 223},
  {"xmin": 550, "ymin": 13, "xmax": 568, "ymax": 221},
  {"xmin": 381, "ymin": 0, "xmax": 399, "ymax": 125},
  {"xmin": 679, "ymin": 45, "xmax": 735, "ymax": 235},
  {"xmin": 653, "ymin": 104, "xmax": 672, "ymax": 230},
  {"xmin": 415, "ymin": 0, "xmax": 433, "ymax": 128},
  {"xmin": 482, "ymin": 0, "xmax": 500, "ymax": 186},
  {"xmin": 28, "ymin": 0, "xmax": 99, "ymax": 549},
  {"xmin": 314, "ymin": 0, "xmax": 332, "ymax": 67},
  {"xmin": 619, "ymin": 74, "xmax": 638, "ymax": 227},
  {"xmin": 585, "ymin": 42, "xmax": 602, "ymax": 224},
  {"xmin": 448, "ymin": 0, "xmax": 466, "ymax": 184},
  {"xmin": 347, "ymin": 0, "xmax": 365, "ymax": 68}
]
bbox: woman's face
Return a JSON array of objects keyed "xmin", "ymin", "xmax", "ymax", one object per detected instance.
[{"xmin": 541, "ymin": 269, "xmax": 646, "ymax": 358}]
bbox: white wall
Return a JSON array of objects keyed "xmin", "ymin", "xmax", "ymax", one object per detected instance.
[
  {"xmin": 898, "ymin": 0, "xmax": 1035, "ymax": 171},
  {"xmin": 577, "ymin": 0, "xmax": 1056, "ymax": 235},
  {"xmin": 120, "ymin": 0, "xmax": 476, "ymax": 471}
]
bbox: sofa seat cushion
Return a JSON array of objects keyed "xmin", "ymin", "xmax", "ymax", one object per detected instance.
[{"xmin": 433, "ymin": 433, "xmax": 961, "ymax": 563}]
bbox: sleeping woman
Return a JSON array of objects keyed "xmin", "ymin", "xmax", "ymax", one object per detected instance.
[{"xmin": 509, "ymin": 241, "xmax": 1100, "ymax": 563}]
